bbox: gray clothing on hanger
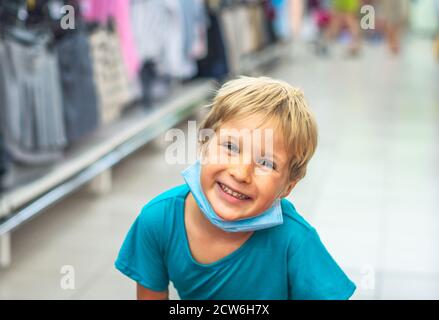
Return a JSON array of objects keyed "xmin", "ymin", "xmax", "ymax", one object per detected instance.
[{"xmin": 0, "ymin": 29, "xmax": 66, "ymax": 165}]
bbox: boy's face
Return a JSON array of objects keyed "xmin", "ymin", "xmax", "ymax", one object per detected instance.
[{"xmin": 200, "ymin": 114, "xmax": 297, "ymax": 221}]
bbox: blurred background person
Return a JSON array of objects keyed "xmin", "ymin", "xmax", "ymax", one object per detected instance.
[
  {"xmin": 305, "ymin": 0, "xmax": 332, "ymax": 55},
  {"xmin": 435, "ymin": 0, "xmax": 439, "ymax": 60},
  {"xmin": 291, "ymin": 0, "xmax": 305, "ymax": 39},
  {"xmin": 378, "ymin": 0, "xmax": 410, "ymax": 55},
  {"xmin": 324, "ymin": 0, "xmax": 362, "ymax": 55}
]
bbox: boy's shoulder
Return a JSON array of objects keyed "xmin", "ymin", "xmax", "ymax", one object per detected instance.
[
  {"xmin": 280, "ymin": 198, "xmax": 314, "ymax": 230},
  {"xmin": 138, "ymin": 184, "xmax": 189, "ymax": 221},
  {"xmin": 145, "ymin": 184, "xmax": 189, "ymax": 208},
  {"xmin": 276, "ymin": 198, "xmax": 316, "ymax": 241}
]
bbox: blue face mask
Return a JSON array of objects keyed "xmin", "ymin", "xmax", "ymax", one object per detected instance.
[{"xmin": 181, "ymin": 160, "xmax": 283, "ymax": 232}]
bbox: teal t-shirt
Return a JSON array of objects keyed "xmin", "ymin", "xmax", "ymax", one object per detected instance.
[{"xmin": 115, "ymin": 184, "xmax": 356, "ymax": 300}]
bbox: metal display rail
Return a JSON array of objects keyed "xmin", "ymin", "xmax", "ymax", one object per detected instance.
[{"xmin": 0, "ymin": 80, "xmax": 214, "ymax": 267}]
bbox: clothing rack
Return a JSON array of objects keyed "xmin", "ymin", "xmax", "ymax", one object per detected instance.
[
  {"xmin": 0, "ymin": 80, "xmax": 214, "ymax": 267},
  {"xmin": 0, "ymin": 0, "xmax": 293, "ymax": 268}
]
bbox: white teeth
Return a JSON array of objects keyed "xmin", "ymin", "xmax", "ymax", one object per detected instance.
[{"xmin": 219, "ymin": 183, "xmax": 249, "ymax": 200}]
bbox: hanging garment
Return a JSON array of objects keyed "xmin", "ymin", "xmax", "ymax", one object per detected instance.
[
  {"xmin": 112, "ymin": 0, "xmax": 141, "ymax": 79},
  {"xmin": 197, "ymin": 9, "xmax": 230, "ymax": 80},
  {"xmin": 79, "ymin": 0, "xmax": 140, "ymax": 78},
  {"xmin": 88, "ymin": 25, "xmax": 132, "ymax": 125},
  {"xmin": 139, "ymin": 60, "xmax": 173, "ymax": 106},
  {"xmin": 130, "ymin": 0, "xmax": 207, "ymax": 80},
  {"xmin": 249, "ymin": 3, "xmax": 269, "ymax": 51},
  {"xmin": 0, "ymin": 0, "xmax": 25, "ymax": 26},
  {"xmin": 219, "ymin": 6, "xmax": 241, "ymax": 75},
  {"xmin": 0, "ymin": 28, "xmax": 66, "ymax": 165},
  {"xmin": 139, "ymin": 60, "xmax": 156, "ymax": 108},
  {"xmin": 178, "ymin": 0, "xmax": 208, "ymax": 78},
  {"xmin": 79, "ymin": 0, "xmax": 112, "ymax": 23},
  {"xmin": 55, "ymin": 27, "xmax": 99, "ymax": 143},
  {"xmin": 0, "ymin": 131, "xmax": 8, "ymax": 189},
  {"xmin": 237, "ymin": 5, "xmax": 255, "ymax": 54},
  {"xmin": 263, "ymin": 0, "xmax": 278, "ymax": 45},
  {"xmin": 130, "ymin": 0, "xmax": 169, "ymax": 64},
  {"xmin": 219, "ymin": 3, "xmax": 265, "ymax": 74}
]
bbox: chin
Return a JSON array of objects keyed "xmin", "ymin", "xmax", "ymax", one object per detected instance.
[
  {"xmin": 214, "ymin": 205, "xmax": 259, "ymax": 221},
  {"xmin": 214, "ymin": 207, "xmax": 243, "ymax": 221}
]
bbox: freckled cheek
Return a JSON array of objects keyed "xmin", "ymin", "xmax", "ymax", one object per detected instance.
[
  {"xmin": 253, "ymin": 179, "xmax": 281, "ymax": 205},
  {"xmin": 200, "ymin": 165, "xmax": 221, "ymax": 190}
]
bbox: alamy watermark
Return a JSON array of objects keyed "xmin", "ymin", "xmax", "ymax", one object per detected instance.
[
  {"xmin": 164, "ymin": 121, "xmax": 276, "ymax": 175},
  {"xmin": 60, "ymin": 265, "xmax": 75, "ymax": 290},
  {"xmin": 60, "ymin": 5, "xmax": 75, "ymax": 30},
  {"xmin": 360, "ymin": 5, "xmax": 376, "ymax": 30},
  {"xmin": 360, "ymin": 265, "xmax": 376, "ymax": 291}
]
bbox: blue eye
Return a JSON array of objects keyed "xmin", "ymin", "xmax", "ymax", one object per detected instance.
[
  {"xmin": 223, "ymin": 141, "xmax": 239, "ymax": 153},
  {"xmin": 258, "ymin": 159, "xmax": 276, "ymax": 170}
]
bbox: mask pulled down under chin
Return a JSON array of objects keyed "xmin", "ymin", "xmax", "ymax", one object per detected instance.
[{"xmin": 181, "ymin": 160, "xmax": 283, "ymax": 233}]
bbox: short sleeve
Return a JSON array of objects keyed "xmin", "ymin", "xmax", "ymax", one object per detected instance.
[
  {"xmin": 288, "ymin": 228, "xmax": 356, "ymax": 300},
  {"xmin": 115, "ymin": 204, "xmax": 169, "ymax": 292}
]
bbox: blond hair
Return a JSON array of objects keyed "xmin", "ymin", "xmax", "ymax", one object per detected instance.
[{"xmin": 199, "ymin": 76, "xmax": 318, "ymax": 181}]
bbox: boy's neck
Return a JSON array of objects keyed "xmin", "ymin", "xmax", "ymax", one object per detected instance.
[{"xmin": 186, "ymin": 192, "xmax": 253, "ymax": 242}]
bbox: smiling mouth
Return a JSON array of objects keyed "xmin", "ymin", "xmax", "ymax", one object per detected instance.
[{"xmin": 217, "ymin": 182, "xmax": 251, "ymax": 200}]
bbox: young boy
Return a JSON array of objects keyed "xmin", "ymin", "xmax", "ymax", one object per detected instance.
[{"xmin": 115, "ymin": 76, "xmax": 356, "ymax": 300}]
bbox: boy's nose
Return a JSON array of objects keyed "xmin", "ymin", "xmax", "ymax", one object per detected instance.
[{"xmin": 229, "ymin": 163, "xmax": 252, "ymax": 184}]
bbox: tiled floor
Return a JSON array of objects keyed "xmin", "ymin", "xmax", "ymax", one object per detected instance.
[{"xmin": 0, "ymin": 36, "xmax": 438, "ymax": 300}]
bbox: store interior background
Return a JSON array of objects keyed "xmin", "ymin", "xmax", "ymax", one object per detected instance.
[{"xmin": 0, "ymin": 0, "xmax": 438, "ymax": 299}]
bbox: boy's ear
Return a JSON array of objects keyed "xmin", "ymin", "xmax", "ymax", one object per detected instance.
[{"xmin": 279, "ymin": 180, "xmax": 298, "ymax": 198}]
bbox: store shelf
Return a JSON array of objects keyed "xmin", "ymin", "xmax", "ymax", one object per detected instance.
[{"xmin": 0, "ymin": 80, "xmax": 215, "ymax": 236}]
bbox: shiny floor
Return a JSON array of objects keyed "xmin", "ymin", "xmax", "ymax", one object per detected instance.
[{"xmin": 0, "ymin": 35, "xmax": 438, "ymax": 299}]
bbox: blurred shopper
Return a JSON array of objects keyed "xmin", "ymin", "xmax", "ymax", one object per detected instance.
[
  {"xmin": 435, "ymin": 0, "xmax": 439, "ymax": 61},
  {"xmin": 378, "ymin": 0, "xmax": 410, "ymax": 55},
  {"xmin": 361, "ymin": 0, "xmax": 386, "ymax": 44},
  {"xmin": 307, "ymin": 0, "xmax": 332, "ymax": 55},
  {"xmin": 325, "ymin": 0, "xmax": 362, "ymax": 55},
  {"xmin": 290, "ymin": 0, "xmax": 305, "ymax": 39}
]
